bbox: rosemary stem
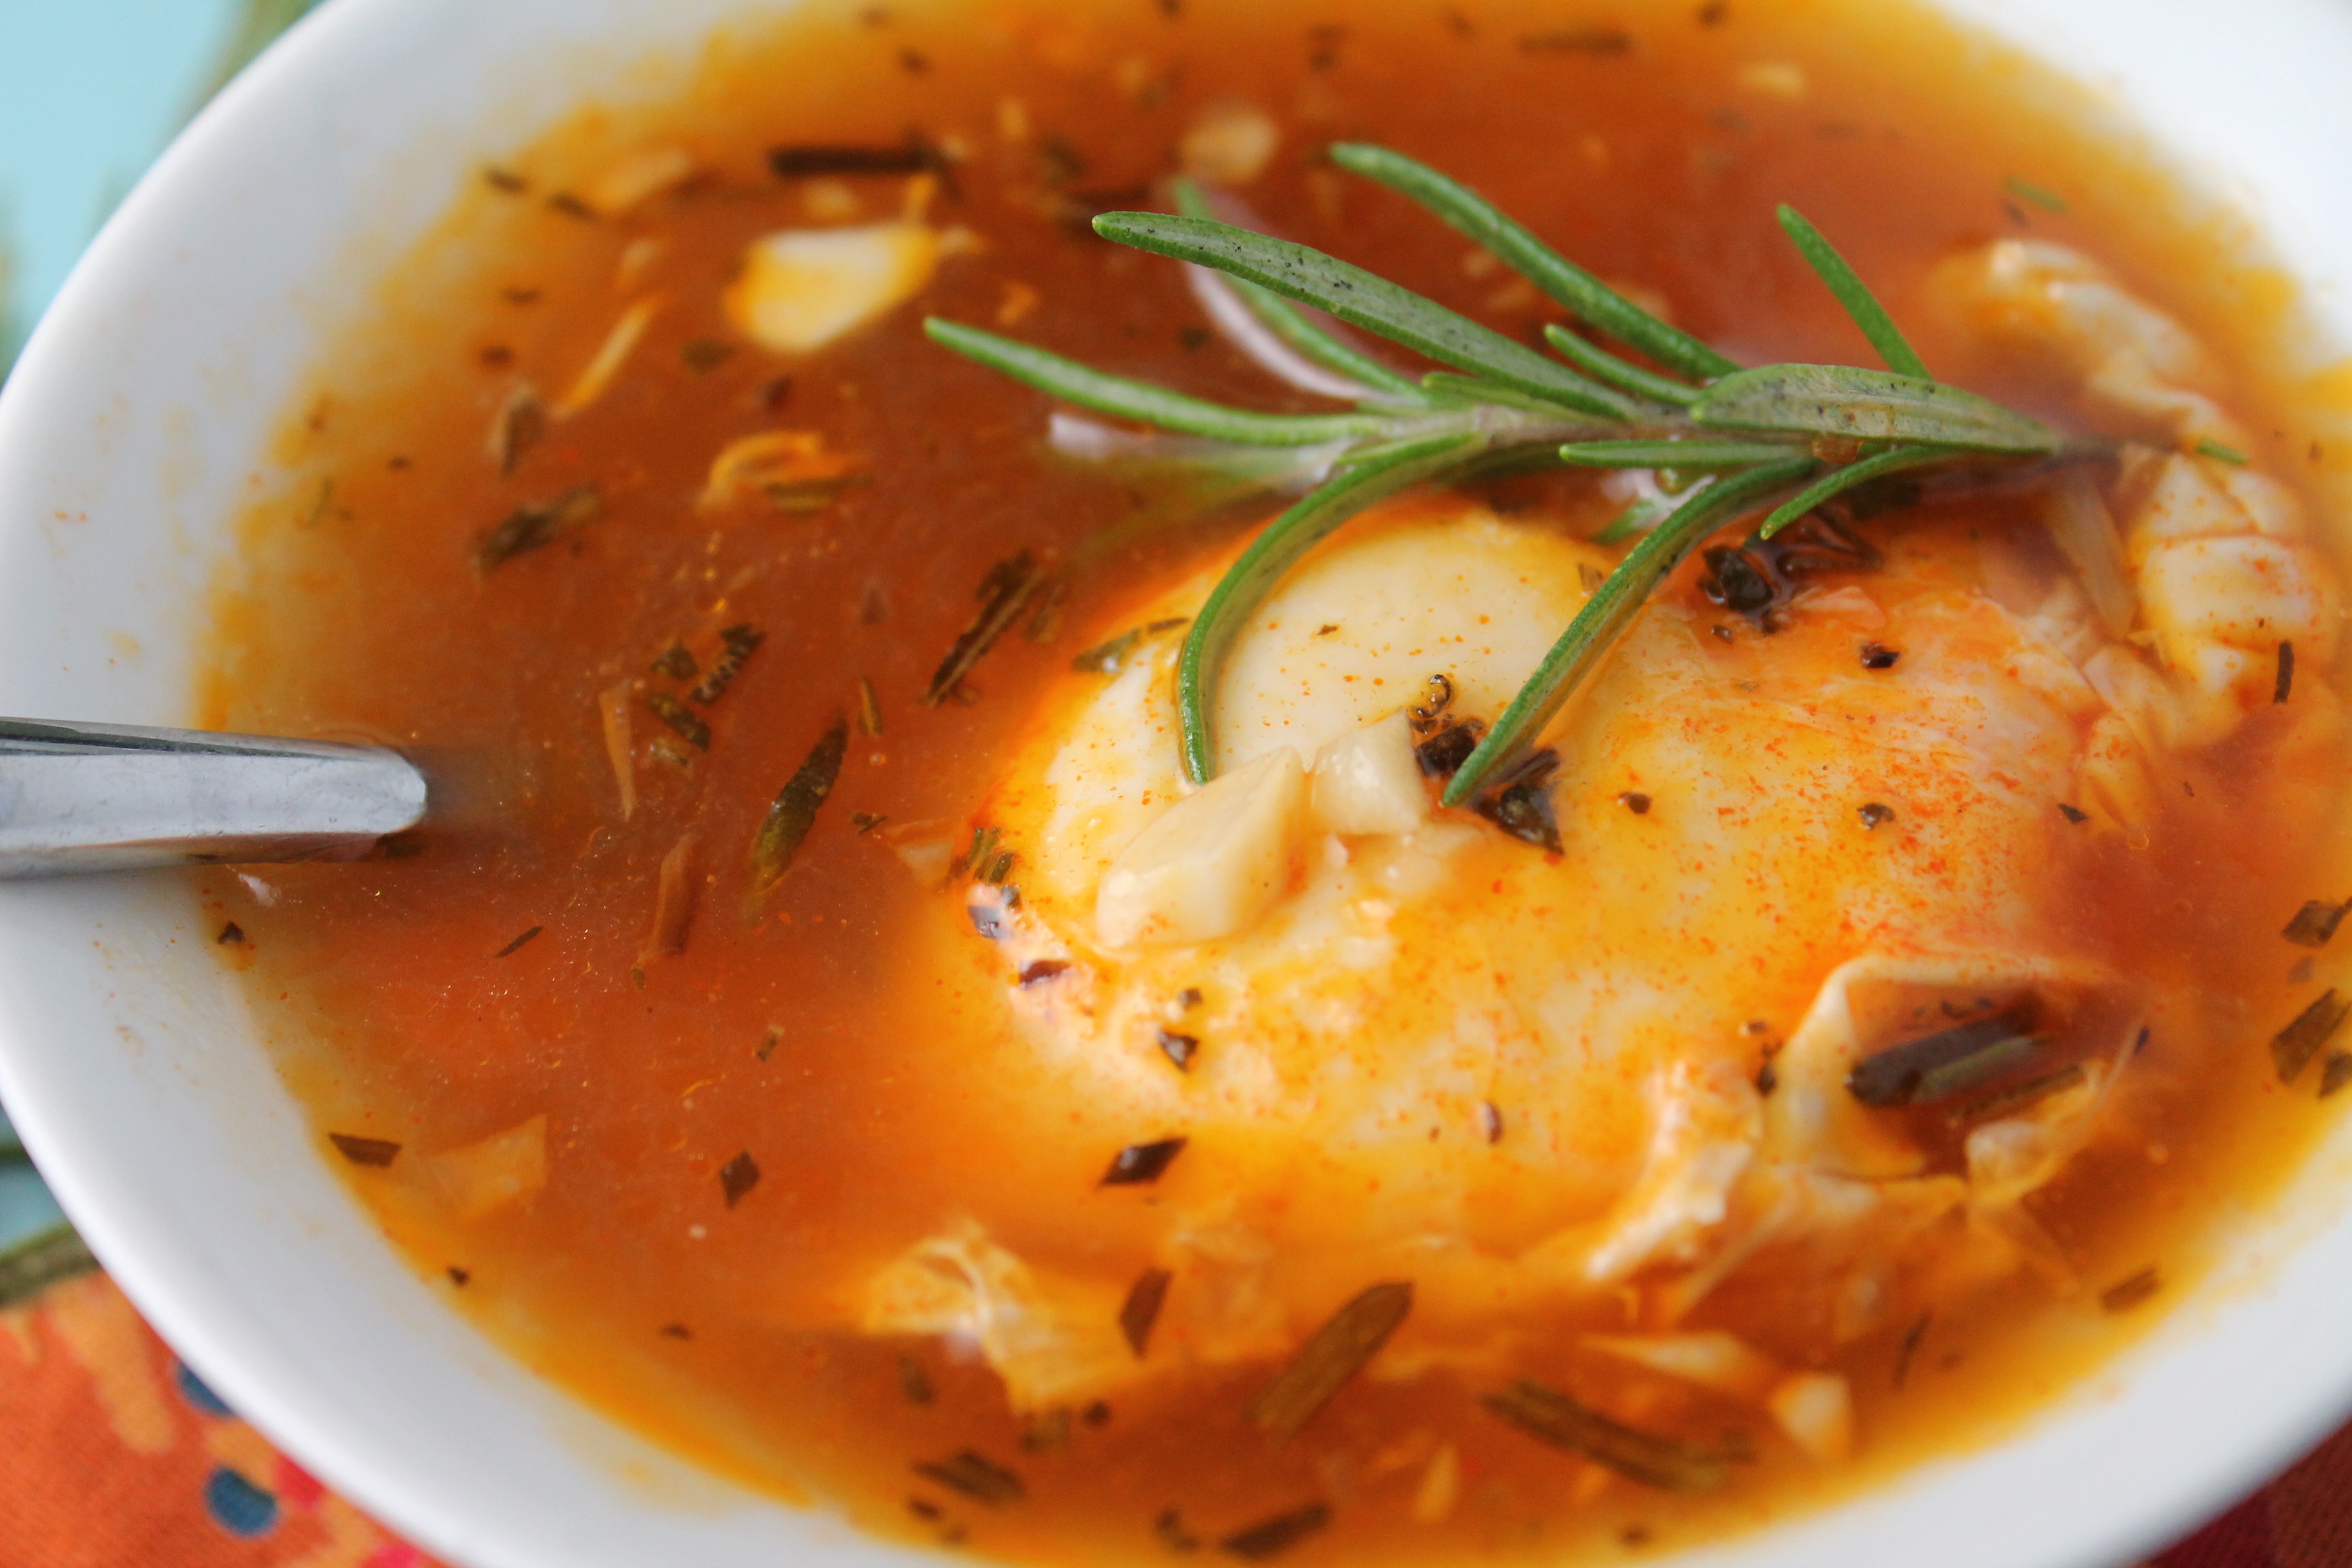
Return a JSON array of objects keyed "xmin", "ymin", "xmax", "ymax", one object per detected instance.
[{"xmin": 1442, "ymin": 458, "xmax": 1817, "ymax": 805}]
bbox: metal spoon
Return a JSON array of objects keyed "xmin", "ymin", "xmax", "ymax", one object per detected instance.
[{"xmin": 0, "ymin": 718, "xmax": 427, "ymax": 879}]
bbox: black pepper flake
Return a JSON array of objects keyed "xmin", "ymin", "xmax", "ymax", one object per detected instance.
[
  {"xmin": 2276, "ymin": 640, "xmax": 2296, "ymax": 704},
  {"xmin": 680, "ymin": 338, "xmax": 736, "ymax": 372},
  {"xmin": 1178, "ymin": 325, "xmax": 1212, "ymax": 351},
  {"xmin": 1474, "ymin": 748, "xmax": 1562, "ymax": 853},
  {"xmin": 1120, "ymin": 1267, "xmax": 1173, "ymax": 1357},
  {"xmin": 1619, "ymin": 791, "xmax": 1652, "ymax": 815},
  {"xmin": 913, "ymin": 1450, "xmax": 1024, "ymax": 1507},
  {"xmin": 851, "ymin": 811, "xmax": 888, "ymax": 836},
  {"xmin": 1016, "ymin": 960, "xmax": 1071, "ymax": 987},
  {"xmin": 1709, "ymin": 623, "xmax": 1735, "ymax": 643},
  {"xmin": 907, "ymin": 1498, "xmax": 943, "ymax": 1522},
  {"xmin": 2273, "ymin": 988, "xmax": 2352, "ymax": 1083},
  {"xmin": 1860, "ymin": 641, "xmax": 1900, "ymax": 670},
  {"xmin": 482, "ymin": 165, "xmax": 529, "ymax": 193},
  {"xmin": 898, "ymin": 46, "xmax": 930, "ymax": 73},
  {"xmin": 494, "ymin": 925, "xmax": 543, "ymax": 958},
  {"xmin": 757, "ymin": 1028, "xmax": 781, "ymax": 1062},
  {"xmin": 447, "ymin": 1266, "xmax": 470, "ymax": 1287},
  {"xmin": 1178, "ymin": 987, "xmax": 1204, "ymax": 1010},
  {"xmin": 2100, "ymin": 1266, "xmax": 2162, "ymax": 1313},
  {"xmin": 1857, "ymin": 802, "xmax": 1896, "ymax": 830},
  {"xmin": 898, "ymin": 1352, "xmax": 936, "ymax": 1404},
  {"xmin": 1155, "ymin": 1508, "xmax": 1202, "ymax": 1551},
  {"xmin": 1156, "ymin": 1027, "xmax": 1199, "ymax": 1071},
  {"xmin": 650, "ymin": 644, "xmax": 698, "ymax": 681},
  {"xmin": 1020, "ymin": 1409, "xmax": 1072, "ymax": 1452},
  {"xmin": 1102, "ymin": 1137, "xmax": 1187, "ymax": 1186},
  {"xmin": 1219, "ymin": 1504, "xmax": 1331, "ymax": 1560},
  {"xmin": 217, "ymin": 922, "xmax": 244, "ymax": 945},
  {"xmin": 2321, "ymin": 1052, "xmax": 2352, "ymax": 1099},
  {"xmin": 1697, "ymin": 0, "xmax": 1729, "ymax": 21},
  {"xmin": 545, "ymin": 190, "xmax": 597, "ymax": 220},
  {"xmin": 328, "ymin": 1133, "xmax": 401, "ymax": 1168},
  {"xmin": 2283, "ymin": 897, "xmax": 2352, "ymax": 949},
  {"xmin": 689, "ymin": 624, "xmax": 765, "ymax": 705},
  {"xmin": 1754, "ymin": 1061, "xmax": 1778, "ymax": 1096},
  {"xmin": 659, "ymin": 1322, "xmax": 693, "ymax": 1340},
  {"xmin": 718, "ymin": 1151, "xmax": 761, "ymax": 1207},
  {"xmin": 1478, "ymin": 1101, "xmax": 1504, "ymax": 1143},
  {"xmin": 1083, "ymin": 1400, "xmax": 1112, "ymax": 1426},
  {"xmin": 1408, "ymin": 673, "xmax": 1455, "ymax": 733},
  {"xmin": 2057, "ymin": 803, "xmax": 2089, "ymax": 824}
]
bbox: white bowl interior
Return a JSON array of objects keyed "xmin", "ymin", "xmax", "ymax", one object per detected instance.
[{"xmin": 2, "ymin": 1, "xmax": 2351, "ymax": 1565}]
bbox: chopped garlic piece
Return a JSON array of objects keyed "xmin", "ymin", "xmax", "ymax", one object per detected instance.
[
  {"xmin": 1583, "ymin": 1331, "xmax": 1782, "ymax": 1401},
  {"xmin": 1180, "ymin": 101, "xmax": 1281, "ymax": 185},
  {"xmin": 1767, "ymin": 1371, "xmax": 1854, "ymax": 1462},
  {"xmin": 1310, "ymin": 711, "xmax": 1428, "ymax": 836},
  {"xmin": 1096, "ymin": 748, "xmax": 1306, "ymax": 948},
  {"xmin": 699, "ymin": 429, "xmax": 862, "ymax": 512},
  {"xmin": 1409, "ymin": 1443, "xmax": 1462, "ymax": 1525},
  {"xmin": 421, "ymin": 1114, "xmax": 549, "ymax": 1223},
  {"xmin": 554, "ymin": 295, "xmax": 662, "ymax": 416},
  {"xmin": 724, "ymin": 222, "xmax": 974, "ymax": 355},
  {"xmin": 581, "ymin": 145, "xmax": 696, "ymax": 217}
]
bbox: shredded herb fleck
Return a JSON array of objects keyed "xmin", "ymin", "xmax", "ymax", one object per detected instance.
[
  {"xmin": 494, "ymin": 924, "xmax": 543, "ymax": 958},
  {"xmin": 1249, "ymin": 1281, "xmax": 1414, "ymax": 1440},
  {"xmin": 2283, "ymin": 897, "xmax": 2352, "ymax": 949},
  {"xmin": 1218, "ymin": 1503, "xmax": 1331, "ymax": 1560},
  {"xmin": 1484, "ymin": 1380, "xmax": 1727, "ymax": 1491},
  {"xmin": 913, "ymin": 1450, "xmax": 1025, "ymax": 1507},
  {"xmin": 690, "ymin": 624, "xmax": 765, "ymax": 705},
  {"xmin": 749, "ymin": 715, "xmax": 850, "ymax": 900},
  {"xmin": 2194, "ymin": 436, "xmax": 2251, "ymax": 466},
  {"xmin": 328, "ymin": 1133, "xmax": 402, "ymax": 1167},
  {"xmin": 2276, "ymin": 640, "xmax": 2296, "ymax": 704},
  {"xmin": 645, "ymin": 693, "xmax": 711, "ymax": 750},
  {"xmin": 1848, "ymin": 1015, "xmax": 2044, "ymax": 1107},
  {"xmin": 2099, "ymin": 1266, "xmax": 2161, "ymax": 1313},
  {"xmin": 898, "ymin": 1352, "xmax": 937, "ymax": 1404},
  {"xmin": 768, "ymin": 134, "xmax": 946, "ymax": 179},
  {"xmin": 1102, "ymin": 1137, "xmax": 1188, "ymax": 1186},
  {"xmin": 926, "ymin": 551, "xmax": 1045, "ymax": 705},
  {"xmin": 719, "ymin": 1151, "xmax": 761, "ymax": 1207},
  {"xmin": 1952, "ymin": 1061, "xmax": 2086, "ymax": 1124},
  {"xmin": 1120, "ymin": 1267, "xmax": 1173, "ymax": 1358},
  {"xmin": 2273, "ymin": 988, "xmax": 2351, "ymax": 1084},
  {"xmin": 476, "ymin": 482, "xmax": 601, "ymax": 570},
  {"xmin": 651, "ymin": 644, "xmax": 698, "ymax": 681}
]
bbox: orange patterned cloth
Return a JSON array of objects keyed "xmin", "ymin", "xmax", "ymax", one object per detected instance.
[{"xmin": 0, "ymin": 1269, "xmax": 2343, "ymax": 1567}]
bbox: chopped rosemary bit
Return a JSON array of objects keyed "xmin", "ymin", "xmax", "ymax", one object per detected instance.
[
  {"xmin": 0, "ymin": 1223, "xmax": 99, "ymax": 1308},
  {"xmin": 1120, "ymin": 1266, "xmax": 1174, "ymax": 1357},
  {"xmin": 2283, "ymin": 897, "xmax": 2351, "ymax": 949},
  {"xmin": 2322, "ymin": 1052, "xmax": 2352, "ymax": 1099},
  {"xmin": 930, "ymin": 144, "xmax": 2068, "ymax": 796},
  {"xmin": 1951, "ymin": 1061, "xmax": 2085, "ymax": 1124},
  {"xmin": 925, "ymin": 551, "xmax": 1045, "ymax": 705},
  {"xmin": 769, "ymin": 134, "xmax": 946, "ymax": 179},
  {"xmin": 493, "ymin": 924, "xmax": 543, "ymax": 958},
  {"xmin": 645, "ymin": 693, "xmax": 711, "ymax": 750},
  {"xmin": 328, "ymin": 1133, "xmax": 402, "ymax": 1167},
  {"xmin": 2099, "ymin": 1266, "xmax": 2161, "ymax": 1313},
  {"xmin": 1484, "ymin": 1380, "xmax": 1727, "ymax": 1491},
  {"xmin": 689, "ymin": 624, "xmax": 765, "ymax": 705},
  {"xmin": 476, "ymin": 482, "xmax": 601, "ymax": 570},
  {"xmin": 1248, "ymin": 1281, "xmax": 1413, "ymax": 1440},
  {"xmin": 1218, "ymin": 1503, "xmax": 1331, "ymax": 1560},
  {"xmin": 719, "ymin": 1151, "xmax": 761, "ymax": 1207},
  {"xmin": 913, "ymin": 1450, "xmax": 1025, "ymax": 1506},
  {"xmin": 857, "ymin": 676, "xmax": 884, "ymax": 736},
  {"xmin": 898, "ymin": 1352, "xmax": 936, "ymax": 1404},
  {"xmin": 1847, "ymin": 1015, "xmax": 2044, "ymax": 1107},
  {"xmin": 2272, "ymin": 988, "xmax": 2351, "ymax": 1084},
  {"xmin": 1101, "ymin": 1137, "xmax": 1188, "ymax": 1186},
  {"xmin": 748, "ymin": 715, "xmax": 850, "ymax": 900},
  {"xmin": 651, "ymin": 644, "xmax": 699, "ymax": 681}
]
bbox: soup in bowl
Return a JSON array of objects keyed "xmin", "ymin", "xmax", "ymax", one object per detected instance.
[{"xmin": 4, "ymin": 0, "xmax": 2352, "ymax": 1565}]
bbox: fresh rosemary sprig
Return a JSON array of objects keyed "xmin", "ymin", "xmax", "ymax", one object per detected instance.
[{"xmin": 924, "ymin": 144, "xmax": 2067, "ymax": 806}]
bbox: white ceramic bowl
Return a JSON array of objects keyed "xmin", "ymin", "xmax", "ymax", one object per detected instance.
[{"xmin": 4, "ymin": 1, "xmax": 2352, "ymax": 1564}]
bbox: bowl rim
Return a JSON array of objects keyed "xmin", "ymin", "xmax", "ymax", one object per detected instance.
[{"xmin": 5, "ymin": 0, "xmax": 2352, "ymax": 1565}]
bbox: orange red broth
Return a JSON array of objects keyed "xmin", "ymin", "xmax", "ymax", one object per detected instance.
[{"xmin": 200, "ymin": 0, "xmax": 2351, "ymax": 1561}]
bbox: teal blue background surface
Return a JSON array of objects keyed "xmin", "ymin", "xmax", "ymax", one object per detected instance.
[{"xmin": 0, "ymin": 0, "xmax": 319, "ymax": 1247}]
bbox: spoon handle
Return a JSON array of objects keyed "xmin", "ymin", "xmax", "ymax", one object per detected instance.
[{"xmin": 0, "ymin": 718, "xmax": 427, "ymax": 879}]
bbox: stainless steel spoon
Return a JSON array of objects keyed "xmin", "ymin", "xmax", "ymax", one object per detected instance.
[{"xmin": 0, "ymin": 718, "xmax": 427, "ymax": 879}]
